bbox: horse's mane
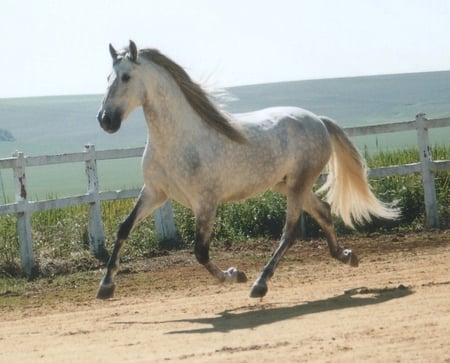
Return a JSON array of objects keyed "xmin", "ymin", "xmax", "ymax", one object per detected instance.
[{"xmin": 138, "ymin": 48, "xmax": 246, "ymax": 144}]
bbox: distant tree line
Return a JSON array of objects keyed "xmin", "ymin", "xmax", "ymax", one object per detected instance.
[{"xmin": 0, "ymin": 129, "xmax": 15, "ymax": 142}]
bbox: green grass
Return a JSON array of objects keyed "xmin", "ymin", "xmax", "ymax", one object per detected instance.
[{"xmin": 0, "ymin": 145, "xmax": 449, "ymax": 278}]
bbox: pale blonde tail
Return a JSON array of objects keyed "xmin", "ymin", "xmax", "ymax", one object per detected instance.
[{"xmin": 317, "ymin": 117, "xmax": 400, "ymax": 228}]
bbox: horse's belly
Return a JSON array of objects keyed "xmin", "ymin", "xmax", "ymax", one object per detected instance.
[{"xmin": 219, "ymin": 164, "xmax": 286, "ymax": 203}]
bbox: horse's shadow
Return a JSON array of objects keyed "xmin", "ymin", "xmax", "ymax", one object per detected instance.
[{"xmin": 114, "ymin": 285, "xmax": 412, "ymax": 334}]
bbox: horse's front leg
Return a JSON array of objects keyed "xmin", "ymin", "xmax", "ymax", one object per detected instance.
[
  {"xmin": 194, "ymin": 207, "xmax": 247, "ymax": 284},
  {"xmin": 96, "ymin": 186, "xmax": 166, "ymax": 299}
]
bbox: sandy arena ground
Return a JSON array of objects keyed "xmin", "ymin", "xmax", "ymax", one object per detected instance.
[{"xmin": 1, "ymin": 230, "xmax": 449, "ymax": 362}]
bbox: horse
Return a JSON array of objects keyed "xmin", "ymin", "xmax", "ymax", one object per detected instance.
[{"xmin": 96, "ymin": 40, "xmax": 399, "ymax": 299}]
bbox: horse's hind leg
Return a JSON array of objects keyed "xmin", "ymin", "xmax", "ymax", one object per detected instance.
[
  {"xmin": 304, "ymin": 192, "xmax": 359, "ymax": 267},
  {"xmin": 250, "ymin": 191, "xmax": 303, "ymax": 298},
  {"xmin": 96, "ymin": 186, "xmax": 166, "ymax": 299},
  {"xmin": 194, "ymin": 206, "xmax": 247, "ymax": 284}
]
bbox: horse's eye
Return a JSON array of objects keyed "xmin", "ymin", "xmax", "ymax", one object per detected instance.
[{"xmin": 121, "ymin": 73, "xmax": 130, "ymax": 82}]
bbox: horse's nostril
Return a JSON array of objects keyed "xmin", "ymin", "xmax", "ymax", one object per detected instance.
[
  {"xmin": 97, "ymin": 110, "xmax": 120, "ymax": 133},
  {"xmin": 103, "ymin": 114, "xmax": 111, "ymax": 125},
  {"xmin": 98, "ymin": 111, "xmax": 111, "ymax": 127}
]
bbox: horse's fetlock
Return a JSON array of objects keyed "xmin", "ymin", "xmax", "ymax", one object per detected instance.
[
  {"xmin": 330, "ymin": 246, "xmax": 343, "ymax": 259},
  {"xmin": 250, "ymin": 279, "xmax": 268, "ymax": 298},
  {"xmin": 333, "ymin": 246, "xmax": 359, "ymax": 267},
  {"xmin": 194, "ymin": 244, "xmax": 209, "ymax": 265},
  {"xmin": 97, "ymin": 281, "xmax": 116, "ymax": 299}
]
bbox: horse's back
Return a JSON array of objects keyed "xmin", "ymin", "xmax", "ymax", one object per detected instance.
[
  {"xmin": 234, "ymin": 106, "xmax": 330, "ymax": 158},
  {"xmin": 234, "ymin": 106, "xmax": 328, "ymax": 137},
  {"xmin": 209, "ymin": 106, "xmax": 332, "ymax": 201}
]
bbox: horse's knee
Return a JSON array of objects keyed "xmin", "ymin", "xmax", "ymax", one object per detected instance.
[{"xmin": 194, "ymin": 243, "xmax": 209, "ymax": 265}]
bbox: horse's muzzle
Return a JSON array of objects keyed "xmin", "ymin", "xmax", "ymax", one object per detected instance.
[{"xmin": 97, "ymin": 109, "xmax": 121, "ymax": 133}]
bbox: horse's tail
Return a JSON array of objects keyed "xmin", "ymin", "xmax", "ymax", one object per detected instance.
[{"xmin": 317, "ymin": 116, "xmax": 400, "ymax": 228}]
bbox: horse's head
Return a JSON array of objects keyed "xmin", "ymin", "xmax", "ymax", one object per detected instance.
[{"xmin": 97, "ymin": 40, "xmax": 145, "ymax": 133}]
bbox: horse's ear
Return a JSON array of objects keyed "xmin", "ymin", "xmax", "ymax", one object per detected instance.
[
  {"xmin": 129, "ymin": 40, "xmax": 138, "ymax": 62},
  {"xmin": 109, "ymin": 43, "xmax": 118, "ymax": 61}
]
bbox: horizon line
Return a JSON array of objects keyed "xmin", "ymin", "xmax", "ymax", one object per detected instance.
[{"xmin": 1, "ymin": 69, "xmax": 449, "ymax": 100}]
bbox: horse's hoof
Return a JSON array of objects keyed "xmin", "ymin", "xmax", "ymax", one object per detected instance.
[
  {"xmin": 338, "ymin": 248, "xmax": 359, "ymax": 267},
  {"xmin": 250, "ymin": 281, "xmax": 268, "ymax": 298},
  {"xmin": 96, "ymin": 282, "xmax": 116, "ymax": 299},
  {"xmin": 237, "ymin": 271, "xmax": 248, "ymax": 283},
  {"xmin": 224, "ymin": 267, "xmax": 248, "ymax": 283}
]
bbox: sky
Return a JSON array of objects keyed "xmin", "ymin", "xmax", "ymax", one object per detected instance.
[{"xmin": 1, "ymin": 0, "xmax": 450, "ymax": 98}]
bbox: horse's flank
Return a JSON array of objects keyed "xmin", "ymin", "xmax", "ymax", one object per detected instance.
[{"xmin": 139, "ymin": 49, "xmax": 247, "ymax": 144}]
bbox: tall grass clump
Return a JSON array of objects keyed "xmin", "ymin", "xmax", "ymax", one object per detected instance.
[
  {"xmin": 0, "ymin": 214, "xmax": 19, "ymax": 275},
  {"xmin": 173, "ymin": 192, "xmax": 286, "ymax": 245},
  {"xmin": 31, "ymin": 205, "xmax": 95, "ymax": 275},
  {"xmin": 366, "ymin": 145, "xmax": 450, "ymax": 230}
]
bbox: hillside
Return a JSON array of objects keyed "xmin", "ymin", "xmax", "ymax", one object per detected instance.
[{"xmin": 228, "ymin": 71, "xmax": 450, "ymax": 126}]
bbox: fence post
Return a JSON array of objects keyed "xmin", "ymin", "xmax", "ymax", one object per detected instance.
[
  {"xmin": 12, "ymin": 151, "xmax": 35, "ymax": 278},
  {"xmin": 415, "ymin": 113, "xmax": 439, "ymax": 228},
  {"xmin": 154, "ymin": 200, "xmax": 178, "ymax": 248},
  {"xmin": 84, "ymin": 144, "xmax": 107, "ymax": 260}
]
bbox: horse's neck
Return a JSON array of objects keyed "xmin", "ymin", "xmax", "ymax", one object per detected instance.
[{"xmin": 142, "ymin": 72, "xmax": 210, "ymax": 147}]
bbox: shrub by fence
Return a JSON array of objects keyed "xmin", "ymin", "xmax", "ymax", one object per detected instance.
[{"xmin": 1, "ymin": 113, "xmax": 449, "ymax": 277}]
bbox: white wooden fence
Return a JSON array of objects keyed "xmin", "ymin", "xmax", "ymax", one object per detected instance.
[
  {"xmin": 0, "ymin": 113, "xmax": 449, "ymax": 277},
  {"xmin": 0, "ymin": 144, "xmax": 177, "ymax": 277}
]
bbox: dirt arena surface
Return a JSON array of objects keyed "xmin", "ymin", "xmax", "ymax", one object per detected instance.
[{"xmin": 1, "ymin": 230, "xmax": 449, "ymax": 362}]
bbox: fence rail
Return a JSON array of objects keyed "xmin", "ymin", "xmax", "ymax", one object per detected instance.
[{"xmin": 1, "ymin": 113, "xmax": 449, "ymax": 277}]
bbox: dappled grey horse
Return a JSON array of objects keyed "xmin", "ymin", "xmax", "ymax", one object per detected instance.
[{"xmin": 96, "ymin": 41, "xmax": 398, "ymax": 299}]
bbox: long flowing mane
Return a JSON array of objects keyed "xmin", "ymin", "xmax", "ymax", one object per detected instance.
[{"xmin": 138, "ymin": 48, "xmax": 246, "ymax": 143}]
